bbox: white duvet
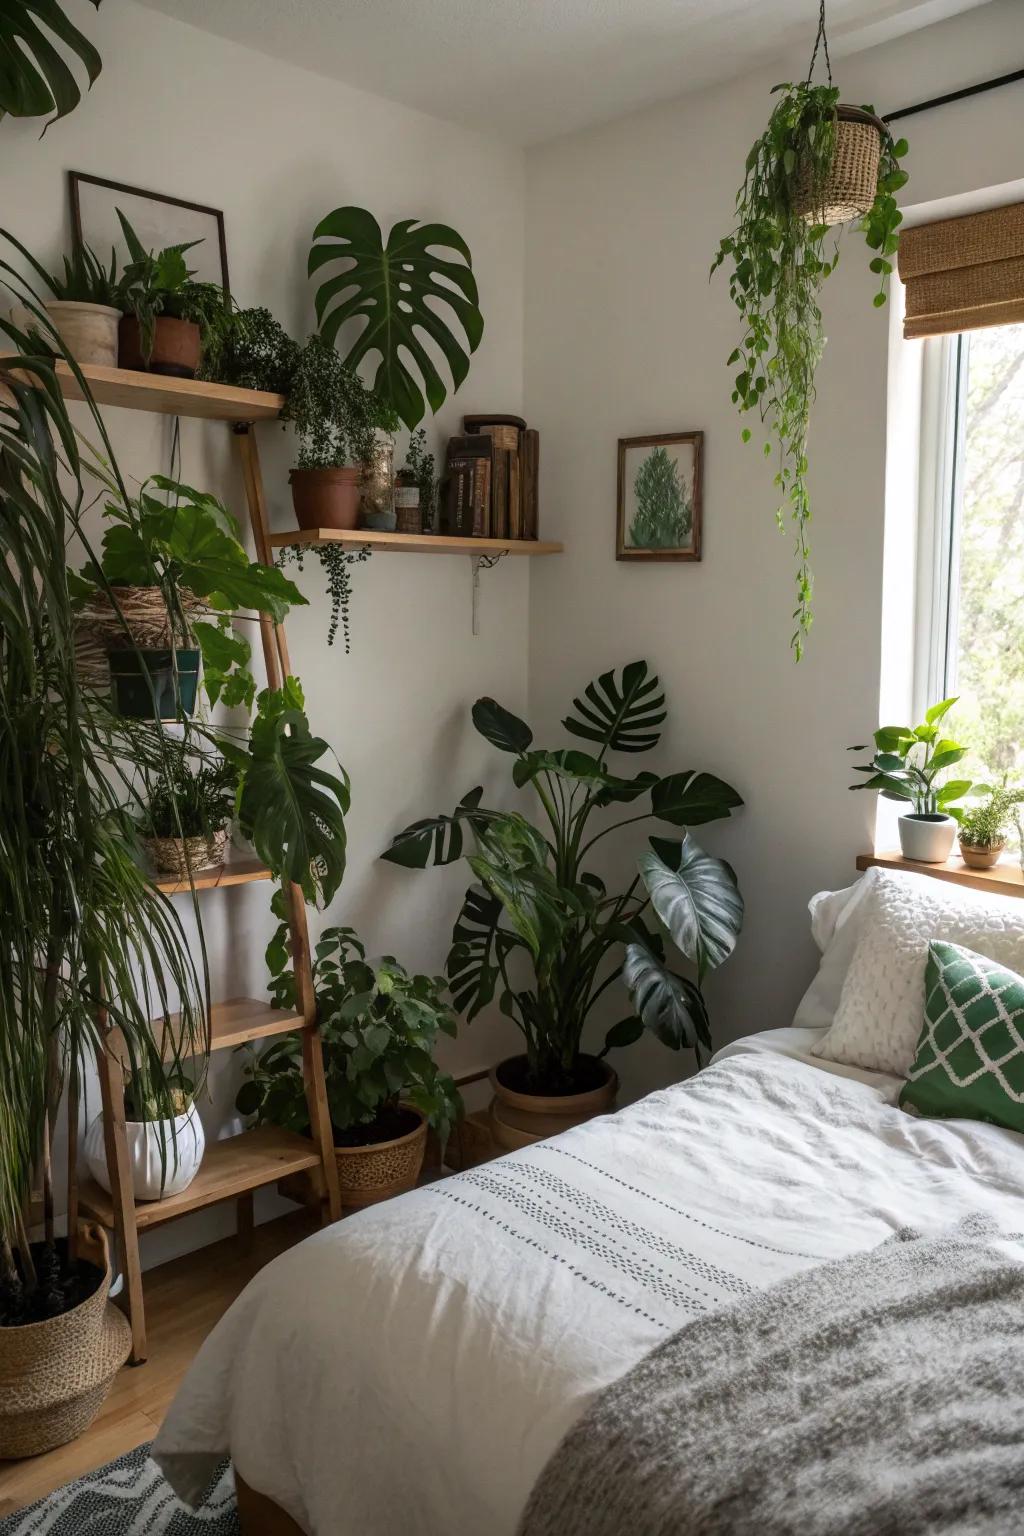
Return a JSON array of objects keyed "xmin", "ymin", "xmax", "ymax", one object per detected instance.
[{"xmin": 155, "ymin": 1034, "xmax": 1024, "ymax": 1536}]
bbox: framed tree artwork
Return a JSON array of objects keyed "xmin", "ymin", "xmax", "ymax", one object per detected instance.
[{"xmin": 616, "ymin": 431, "xmax": 703, "ymax": 561}]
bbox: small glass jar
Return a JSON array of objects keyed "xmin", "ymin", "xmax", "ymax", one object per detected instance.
[{"xmin": 360, "ymin": 431, "xmax": 396, "ymax": 529}]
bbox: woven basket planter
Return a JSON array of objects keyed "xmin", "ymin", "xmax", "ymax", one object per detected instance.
[
  {"xmin": 793, "ymin": 106, "xmax": 886, "ymax": 226},
  {"xmin": 278, "ymin": 1107, "xmax": 428, "ymax": 1213},
  {"xmin": 143, "ymin": 827, "xmax": 228, "ymax": 878},
  {"xmin": 0, "ymin": 1227, "xmax": 131, "ymax": 1459},
  {"xmin": 74, "ymin": 585, "xmax": 204, "ymax": 692}
]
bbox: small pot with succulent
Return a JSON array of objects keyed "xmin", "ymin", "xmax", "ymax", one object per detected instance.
[
  {"xmin": 116, "ymin": 210, "xmax": 227, "ymax": 378},
  {"xmin": 138, "ymin": 746, "xmax": 238, "ymax": 878},
  {"xmin": 85, "ymin": 1070, "xmax": 205, "ymax": 1203},
  {"xmin": 849, "ymin": 698, "xmax": 971, "ymax": 863},
  {"xmin": 957, "ymin": 784, "xmax": 1024, "ymax": 870},
  {"xmin": 238, "ymin": 921, "xmax": 461, "ymax": 1209},
  {"xmin": 4, "ymin": 232, "xmax": 122, "ymax": 367}
]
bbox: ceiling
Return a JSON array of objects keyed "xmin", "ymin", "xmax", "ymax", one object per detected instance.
[{"xmin": 137, "ymin": 0, "xmax": 991, "ymax": 146}]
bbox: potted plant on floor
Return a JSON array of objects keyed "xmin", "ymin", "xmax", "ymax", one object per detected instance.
[
  {"xmin": 84, "ymin": 1071, "xmax": 205, "ymax": 1203},
  {"xmin": 711, "ymin": 2, "xmax": 908, "ymax": 659},
  {"xmin": 382, "ymin": 661, "xmax": 744, "ymax": 1148},
  {"xmin": 237, "ymin": 924, "xmax": 461, "ymax": 1209},
  {"xmin": 115, "ymin": 210, "xmax": 226, "ymax": 378},
  {"xmin": 3, "ymin": 232, "xmax": 122, "ymax": 366},
  {"xmin": 849, "ymin": 697, "xmax": 972, "ymax": 863},
  {"xmin": 957, "ymin": 784, "xmax": 1024, "ymax": 870},
  {"xmin": 285, "ymin": 333, "xmax": 397, "ymax": 530},
  {"xmin": 137, "ymin": 745, "xmax": 238, "ymax": 878}
]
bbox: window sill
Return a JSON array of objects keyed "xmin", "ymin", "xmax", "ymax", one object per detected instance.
[{"xmin": 857, "ymin": 850, "xmax": 1024, "ymax": 899}]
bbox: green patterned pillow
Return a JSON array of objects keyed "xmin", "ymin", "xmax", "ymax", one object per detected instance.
[{"xmin": 900, "ymin": 940, "xmax": 1024, "ymax": 1134}]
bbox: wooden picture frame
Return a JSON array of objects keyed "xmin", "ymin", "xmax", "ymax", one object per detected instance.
[
  {"xmin": 68, "ymin": 171, "xmax": 230, "ymax": 292},
  {"xmin": 616, "ymin": 431, "xmax": 703, "ymax": 562}
]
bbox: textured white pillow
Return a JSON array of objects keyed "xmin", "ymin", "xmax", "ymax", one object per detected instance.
[
  {"xmin": 813, "ymin": 868, "xmax": 1024, "ymax": 1075},
  {"xmin": 791, "ymin": 873, "xmax": 879, "ymax": 1031}
]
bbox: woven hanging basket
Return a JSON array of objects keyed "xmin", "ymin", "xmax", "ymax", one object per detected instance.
[
  {"xmin": 793, "ymin": 105, "xmax": 886, "ymax": 226},
  {"xmin": 74, "ymin": 585, "xmax": 205, "ymax": 692},
  {"xmin": 0, "ymin": 1226, "xmax": 131, "ymax": 1459},
  {"xmin": 143, "ymin": 827, "xmax": 228, "ymax": 878}
]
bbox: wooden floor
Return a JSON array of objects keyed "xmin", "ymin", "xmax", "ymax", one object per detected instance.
[{"xmin": 0, "ymin": 1210, "xmax": 317, "ymax": 1518}]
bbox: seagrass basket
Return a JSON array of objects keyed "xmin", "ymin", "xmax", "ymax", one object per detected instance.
[
  {"xmin": 0, "ymin": 1226, "xmax": 131, "ymax": 1459},
  {"xmin": 793, "ymin": 106, "xmax": 886, "ymax": 226},
  {"xmin": 143, "ymin": 826, "xmax": 228, "ymax": 878},
  {"xmin": 75, "ymin": 585, "xmax": 204, "ymax": 691}
]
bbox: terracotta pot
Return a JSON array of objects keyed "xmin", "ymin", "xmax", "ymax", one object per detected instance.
[
  {"xmin": 959, "ymin": 839, "xmax": 1005, "ymax": 870},
  {"xmin": 118, "ymin": 315, "xmax": 201, "ymax": 378},
  {"xmin": 84, "ymin": 1107, "xmax": 205, "ymax": 1202},
  {"xmin": 44, "ymin": 301, "xmax": 122, "ymax": 367},
  {"xmin": 290, "ymin": 466, "xmax": 362, "ymax": 531},
  {"xmin": 489, "ymin": 1056, "xmax": 618, "ymax": 1151},
  {"xmin": 278, "ymin": 1107, "xmax": 428, "ymax": 1212},
  {"xmin": 898, "ymin": 812, "xmax": 957, "ymax": 864},
  {"xmin": 0, "ymin": 1227, "xmax": 131, "ymax": 1459}
]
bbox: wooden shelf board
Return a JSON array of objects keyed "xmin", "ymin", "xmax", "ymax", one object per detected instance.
[
  {"xmin": 78, "ymin": 1127, "xmax": 322, "ymax": 1231},
  {"xmin": 153, "ymin": 854, "xmax": 272, "ymax": 895},
  {"xmin": 266, "ymin": 527, "xmax": 563, "ymax": 556},
  {"xmin": 52, "ymin": 361, "xmax": 284, "ymax": 421},
  {"xmin": 857, "ymin": 850, "xmax": 1024, "ymax": 899},
  {"xmin": 151, "ymin": 998, "xmax": 304, "ymax": 1060}
]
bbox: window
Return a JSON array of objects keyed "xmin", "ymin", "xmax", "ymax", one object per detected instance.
[{"xmin": 917, "ymin": 322, "xmax": 1024, "ymax": 782}]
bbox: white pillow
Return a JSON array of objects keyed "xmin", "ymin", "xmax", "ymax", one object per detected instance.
[
  {"xmin": 791, "ymin": 872, "xmax": 878, "ymax": 1031},
  {"xmin": 813, "ymin": 868, "xmax": 1024, "ymax": 1076}
]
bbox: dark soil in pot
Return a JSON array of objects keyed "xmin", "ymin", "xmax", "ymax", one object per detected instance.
[
  {"xmin": 496, "ymin": 1053, "xmax": 609, "ymax": 1098},
  {"xmin": 333, "ymin": 1104, "xmax": 421, "ymax": 1148},
  {"xmin": 0, "ymin": 1238, "xmax": 103, "ymax": 1328}
]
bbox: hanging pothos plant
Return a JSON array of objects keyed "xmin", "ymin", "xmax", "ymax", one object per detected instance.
[{"xmin": 712, "ymin": 3, "xmax": 908, "ymax": 658}]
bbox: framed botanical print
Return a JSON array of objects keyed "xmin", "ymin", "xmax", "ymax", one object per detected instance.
[
  {"xmin": 68, "ymin": 171, "xmax": 230, "ymax": 291},
  {"xmin": 616, "ymin": 431, "xmax": 703, "ymax": 561}
]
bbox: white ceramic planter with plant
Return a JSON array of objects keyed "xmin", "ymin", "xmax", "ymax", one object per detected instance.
[
  {"xmin": 85, "ymin": 1077, "xmax": 204, "ymax": 1203},
  {"xmin": 850, "ymin": 697, "xmax": 972, "ymax": 864},
  {"xmin": 8, "ymin": 236, "xmax": 124, "ymax": 366}
]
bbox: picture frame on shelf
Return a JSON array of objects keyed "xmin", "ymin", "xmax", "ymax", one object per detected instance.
[
  {"xmin": 68, "ymin": 171, "xmax": 230, "ymax": 291},
  {"xmin": 616, "ymin": 430, "xmax": 703, "ymax": 562}
]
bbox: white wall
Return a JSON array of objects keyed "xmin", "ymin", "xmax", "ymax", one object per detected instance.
[
  {"xmin": 2, "ymin": 0, "xmax": 526, "ymax": 1261},
  {"xmin": 523, "ymin": 0, "xmax": 1024, "ymax": 1099}
]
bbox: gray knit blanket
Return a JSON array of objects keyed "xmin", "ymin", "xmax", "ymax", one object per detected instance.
[{"xmin": 519, "ymin": 1220, "xmax": 1024, "ymax": 1536}]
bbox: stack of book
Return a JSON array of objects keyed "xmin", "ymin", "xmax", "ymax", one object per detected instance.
[{"xmin": 442, "ymin": 414, "xmax": 540, "ymax": 540}]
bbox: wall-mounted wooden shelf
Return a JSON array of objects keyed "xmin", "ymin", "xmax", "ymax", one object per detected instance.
[
  {"xmin": 267, "ymin": 527, "xmax": 563, "ymax": 557},
  {"xmin": 857, "ymin": 850, "xmax": 1024, "ymax": 899},
  {"xmin": 152, "ymin": 853, "xmax": 273, "ymax": 895},
  {"xmin": 51, "ymin": 361, "xmax": 284, "ymax": 421}
]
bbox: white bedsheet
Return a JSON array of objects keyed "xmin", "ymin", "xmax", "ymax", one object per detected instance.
[{"xmin": 155, "ymin": 1048, "xmax": 1024, "ymax": 1536}]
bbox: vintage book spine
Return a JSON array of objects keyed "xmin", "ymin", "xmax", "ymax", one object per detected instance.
[
  {"xmin": 490, "ymin": 445, "xmax": 508, "ymax": 539},
  {"xmin": 445, "ymin": 436, "xmax": 491, "ymax": 537},
  {"xmin": 523, "ymin": 428, "xmax": 539, "ymax": 540},
  {"xmin": 508, "ymin": 449, "xmax": 522, "ymax": 539},
  {"xmin": 472, "ymin": 456, "xmax": 492, "ymax": 537}
]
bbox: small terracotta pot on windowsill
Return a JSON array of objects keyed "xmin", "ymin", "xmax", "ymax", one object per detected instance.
[{"xmin": 959, "ymin": 838, "xmax": 1005, "ymax": 871}]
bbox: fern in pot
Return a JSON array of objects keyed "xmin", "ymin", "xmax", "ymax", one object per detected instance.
[
  {"xmin": 849, "ymin": 698, "xmax": 971, "ymax": 863},
  {"xmin": 137, "ymin": 745, "xmax": 238, "ymax": 879},
  {"xmin": 712, "ymin": 1, "xmax": 908, "ymax": 658}
]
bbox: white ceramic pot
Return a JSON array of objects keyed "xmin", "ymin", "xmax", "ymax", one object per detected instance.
[
  {"xmin": 898, "ymin": 813, "xmax": 957, "ymax": 864},
  {"xmin": 84, "ymin": 1106, "xmax": 205, "ymax": 1202},
  {"xmin": 43, "ymin": 301, "xmax": 121, "ymax": 367}
]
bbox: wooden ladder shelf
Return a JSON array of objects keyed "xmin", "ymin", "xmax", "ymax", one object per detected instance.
[{"xmin": 72, "ymin": 371, "xmax": 341, "ymax": 1364}]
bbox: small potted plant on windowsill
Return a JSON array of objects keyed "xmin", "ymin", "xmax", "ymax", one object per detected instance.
[
  {"xmin": 237, "ymin": 924, "xmax": 461, "ymax": 1210},
  {"xmin": 84, "ymin": 1071, "xmax": 205, "ymax": 1203},
  {"xmin": 115, "ymin": 210, "xmax": 227, "ymax": 378},
  {"xmin": 849, "ymin": 697, "xmax": 972, "ymax": 863},
  {"xmin": 5, "ymin": 233, "xmax": 123, "ymax": 367},
  {"xmin": 138, "ymin": 748, "xmax": 238, "ymax": 879},
  {"xmin": 285, "ymin": 334, "xmax": 397, "ymax": 530},
  {"xmin": 957, "ymin": 784, "xmax": 1024, "ymax": 869}
]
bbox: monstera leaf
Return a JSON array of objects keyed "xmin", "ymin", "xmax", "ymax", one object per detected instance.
[
  {"xmin": 309, "ymin": 206, "xmax": 484, "ymax": 430},
  {"xmin": 650, "ymin": 771, "xmax": 744, "ymax": 827},
  {"xmin": 446, "ymin": 884, "xmax": 508, "ymax": 1020},
  {"xmin": 563, "ymin": 661, "xmax": 666, "ymax": 755},
  {"xmin": 623, "ymin": 943, "xmax": 712, "ymax": 1058},
  {"xmin": 637, "ymin": 835, "xmax": 743, "ymax": 983},
  {"xmin": 0, "ymin": 0, "xmax": 102, "ymax": 128},
  {"xmin": 381, "ymin": 787, "xmax": 485, "ymax": 869},
  {"xmin": 472, "ymin": 697, "xmax": 533, "ymax": 754}
]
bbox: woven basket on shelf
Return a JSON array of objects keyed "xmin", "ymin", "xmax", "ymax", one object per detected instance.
[
  {"xmin": 74, "ymin": 585, "xmax": 204, "ymax": 691},
  {"xmin": 793, "ymin": 106, "xmax": 885, "ymax": 226},
  {"xmin": 143, "ymin": 827, "xmax": 228, "ymax": 878},
  {"xmin": 279, "ymin": 1107, "xmax": 428, "ymax": 1212},
  {"xmin": 0, "ymin": 1226, "xmax": 131, "ymax": 1459}
]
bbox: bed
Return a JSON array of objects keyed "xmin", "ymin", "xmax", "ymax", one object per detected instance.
[{"xmin": 154, "ymin": 872, "xmax": 1024, "ymax": 1535}]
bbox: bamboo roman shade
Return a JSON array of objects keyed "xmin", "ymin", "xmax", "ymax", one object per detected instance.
[{"xmin": 898, "ymin": 201, "xmax": 1024, "ymax": 339}]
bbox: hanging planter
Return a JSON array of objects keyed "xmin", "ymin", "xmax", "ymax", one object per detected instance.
[
  {"xmin": 712, "ymin": 0, "xmax": 908, "ymax": 658},
  {"xmin": 74, "ymin": 584, "xmax": 204, "ymax": 692}
]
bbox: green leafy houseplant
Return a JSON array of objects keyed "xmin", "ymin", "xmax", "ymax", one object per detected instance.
[
  {"xmin": 849, "ymin": 698, "xmax": 971, "ymax": 819},
  {"xmin": 116, "ymin": 210, "xmax": 225, "ymax": 366},
  {"xmin": 309, "ymin": 206, "xmax": 484, "ymax": 431},
  {"xmin": 958, "ymin": 784, "xmax": 1024, "ymax": 867},
  {"xmin": 238, "ymin": 923, "xmax": 462, "ymax": 1149},
  {"xmin": 0, "ymin": 0, "xmax": 102, "ymax": 129},
  {"xmin": 138, "ymin": 750, "xmax": 237, "ymax": 841},
  {"xmin": 4, "ymin": 234, "xmax": 121, "ymax": 307},
  {"xmin": 286, "ymin": 332, "xmax": 395, "ymax": 472},
  {"xmin": 198, "ymin": 304, "xmax": 299, "ymax": 395},
  {"xmin": 630, "ymin": 446, "xmax": 692, "ymax": 549},
  {"xmin": 383, "ymin": 661, "xmax": 744, "ymax": 1094},
  {"xmin": 712, "ymin": 75, "xmax": 908, "ymax": 657}
]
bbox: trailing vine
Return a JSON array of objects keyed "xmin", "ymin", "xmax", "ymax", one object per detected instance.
[
  {"xmin": 712, "ymin": 54, "xmax": 908, "ymax": 658},
  {"xmin": 276, "ymin": 542, "xmax": 372, "ymax": 652}
]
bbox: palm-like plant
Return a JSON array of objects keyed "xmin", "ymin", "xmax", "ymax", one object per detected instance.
[{"xmin": 383, "ymin": 662, "xmax": 744, "ymax": 1090}]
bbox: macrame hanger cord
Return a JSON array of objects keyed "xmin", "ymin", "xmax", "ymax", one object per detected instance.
[{"xmin": 805, "ymin": 0, "xmax": 833, "ymax": 86}]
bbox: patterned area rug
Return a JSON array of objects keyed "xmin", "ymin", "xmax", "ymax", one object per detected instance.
[{"xmin": 0, "ymin": 1444, "xmax": 237, "ymax": 1534}]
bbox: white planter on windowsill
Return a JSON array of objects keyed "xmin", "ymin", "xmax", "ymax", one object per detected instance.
[{"xmin": 898, "ymin": 812, "xmax": 957, "ymax": 864}]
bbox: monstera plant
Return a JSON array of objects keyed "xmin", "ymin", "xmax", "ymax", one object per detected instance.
[
  {"xmin": 0, "ymin": 0, "xmax": 103, "ymax": 128},
  {"xmin": 308, "ymin": 206, "xmax": 484, "ymax": 430},
  {"xmin": 383, "ymin": 662, "xmax": 744, "ymax": 1136}
]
